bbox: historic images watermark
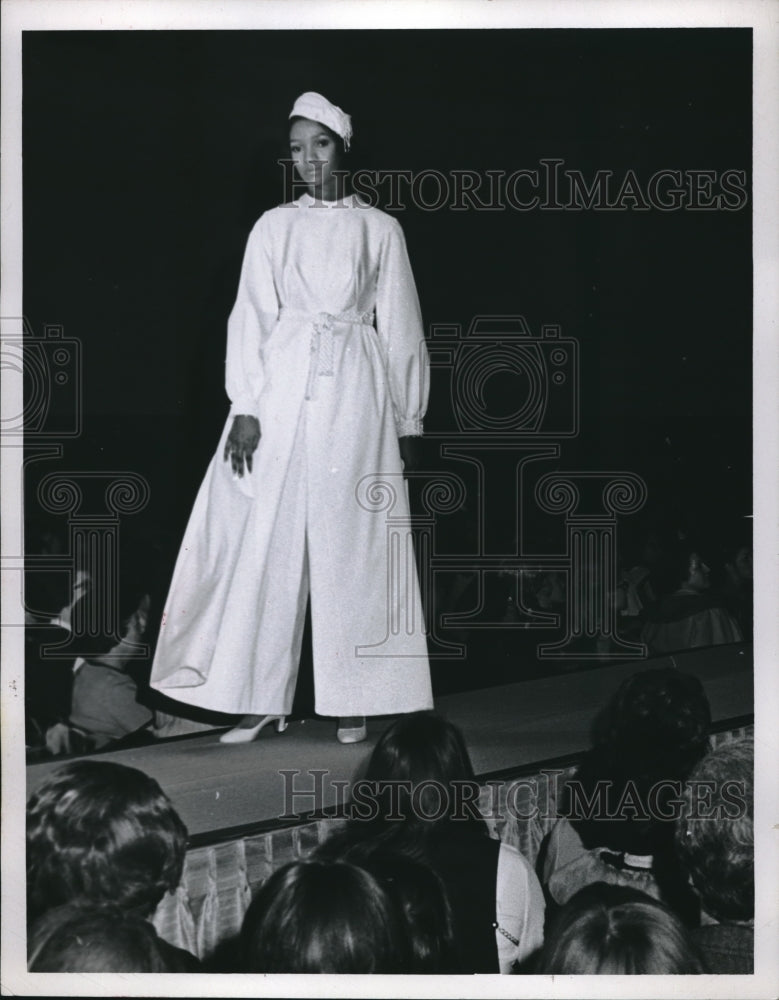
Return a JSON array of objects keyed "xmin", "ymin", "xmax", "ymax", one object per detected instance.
[
  {"xmin": 278, "ymin": 768, "xmax": 749, "ymax": 824},
  {"xmin": 279, "ymin": 160, "xmax": 749, "ymax": 212}
]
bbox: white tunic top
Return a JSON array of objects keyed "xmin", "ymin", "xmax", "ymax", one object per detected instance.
[{"xmin": 150, "ymin": 194, "xmax": 434, "ymax": 717}]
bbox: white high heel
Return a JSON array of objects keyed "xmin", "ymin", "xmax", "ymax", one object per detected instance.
[
  {"xmin": 337, "ymin": 716, "xmax": 367, "ymax": 744},
  {"xmin": 219, "ymin": 715, "xmax": 288, "ymax": 744}
]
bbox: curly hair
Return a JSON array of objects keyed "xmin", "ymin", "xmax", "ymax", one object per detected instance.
[
  {"xmin": 562, "ymin": 668, "xmax": 711, "ymax": 857},
  {"xmin": 536, "ymin": 882, "xmax": 704, "ymax": 974},
  {"xmin": 675, "ymin": 738, "xmax": 753, "ymax": 922},
  {"xmin": 27, "ymin": 761, "xmax": 187, "ymax": 921},
  {"xmin": 599, "ymin": 667, "xmax": 711, "ymax": 780}
]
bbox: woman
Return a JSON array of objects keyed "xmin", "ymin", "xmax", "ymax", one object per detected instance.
[
  {"xmin": 241, "ymin": 859, "xmax": 403, "ymax": 973},
  {"xmin": 26, "ymin": 760, "xmax": 199, "ymax": 969},
  {"xmin": 534, "ymin": 883, "xmax": 704, "ymax": 975},
  {"xmin": 28, "ymin": 901, "xmax": 198, "ymax": 973},
  {"xmin": 540, "ymin": 667, "xmax": 710, "ymax": 922},
  {"xmin": 316, "ymin": 713, "xmax": 546, "ymax": 973},
  {"xmin": 150, "ymin": 92, "xmax": 433, "ymax": 743}
]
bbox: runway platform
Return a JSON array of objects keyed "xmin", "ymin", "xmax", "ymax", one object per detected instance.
[{"xmin": 26, "ymin": 643, "xmax": 753, "ymax": 846}]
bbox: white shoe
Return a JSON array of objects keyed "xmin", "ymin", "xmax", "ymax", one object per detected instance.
[
  {"xmin": 337, "ymin": 716, "xmax": 367, "ymax": 744},
  {"xmin": 219, "ymin": 715, "xmax": 288, "ymax": 744}
]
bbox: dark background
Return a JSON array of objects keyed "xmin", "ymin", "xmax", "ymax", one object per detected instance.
[{"xmin": 22, "ymin": 29, "xmax": 752, "ymax": 693}]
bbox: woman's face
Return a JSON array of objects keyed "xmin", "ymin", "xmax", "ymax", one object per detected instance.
[{"xmin": 289, "ymin": 117, "xmax": 342, "ymax": 196}]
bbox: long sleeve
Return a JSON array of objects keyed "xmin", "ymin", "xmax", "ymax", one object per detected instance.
[
  {"xmin": 495, "ymin": 841, "xmax": 546, "ymax": 973},
  {"xmin": 225, "ymin": 216, "xmax": 280, "ymax": 419},
  {"xmin": 375, "ymin": 218, "xmax": 429, "ymax": 437}
]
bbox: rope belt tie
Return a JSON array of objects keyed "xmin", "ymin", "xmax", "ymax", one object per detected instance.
[{"xmin": 279, "ymin": 308, "xmax": 374, "ymax": 400}]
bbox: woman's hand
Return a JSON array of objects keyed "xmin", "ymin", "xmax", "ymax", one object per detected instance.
[
  {"xmin": 224, "ymin": 415, "xmax": 261, "ymax": 477},
  {"xmin": 399, "ymin": 435, "xmax": 422, "ymax": 476}
]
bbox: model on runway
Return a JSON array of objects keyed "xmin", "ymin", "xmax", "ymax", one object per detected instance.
[{"xmin": 150, "ymin": 92, "xmax": 433, "ymax": 744}]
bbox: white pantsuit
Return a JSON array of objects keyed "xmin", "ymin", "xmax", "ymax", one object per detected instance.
[{"xmin": 150, "ymin": 193, "xmax": 433, "ymax": 717}]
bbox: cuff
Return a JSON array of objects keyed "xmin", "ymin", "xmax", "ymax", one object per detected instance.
[
  {"xmin": 229, "ymin": 398, "xmax": 260, "ymax": 420},
  {"xmin": 397, "ymin": 417, "xmax": 423, "ymax": 437}
]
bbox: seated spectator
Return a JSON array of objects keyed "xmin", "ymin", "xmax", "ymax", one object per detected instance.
[
  {"xmin": 675, "ymin": 738, "xmax": 754, "ymax": 973},
  {"xmin": 641, "ymin": 541, "xmax": 742, "ymax": 655},
  {"xmin": 241, "ymin": 859, "xmax": 403, "ymax": 973},
  {"xmin": 26, "ymin": 760, "xmax": 195, "ymax": 969},
  {"xmin": 25, "ymin": 568, "xmax": 91, "ymax": 754},
  {"xmin": 717, "ymin": 537, "xmax": 753, "ymax": 641},
  {"xmin": 541, "ymin": 667, "xmax": 710, "ymax": 922},
  {"xmin": 319, "ymin": 842, "xmax": 456, "ymax": 973},
  {"xmin": 44, "ymin": 578, "xmax": 155, "ymax": 754},
  {"xmin": 28, "ymin": 901, "xmax": 199, "ymax": 972},
  {"xmin": 534, "ymin": 883, "xmax": 704, "ymax": 974},
  {"xmin": 318, "ymin": 712, "xmax": 545, "ymax": 973}
]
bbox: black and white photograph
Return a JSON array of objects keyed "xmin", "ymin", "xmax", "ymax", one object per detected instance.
[{"xmin": 2, "ymin": 1, "xmax": 777, "ymax": 995}]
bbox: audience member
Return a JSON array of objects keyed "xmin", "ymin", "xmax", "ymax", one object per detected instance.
[
  {"xmin": 541, "ymin": 667, "xmax": 710, "ymax": 921},
  {"xmin": 318, "ymin": 712, "xmax": 545, "ymax": 973},
  {"xmin": 44, "ymin": 578, "xmax": 155, "ymax": 754},
  {"xmin": 28, "ymin": 901, "xmax": 199, "ymax": 972},
  {"xmin": 241, "ymin": 859, "xmax": 403, "ymax": 973},
  {"xmin": 717, "ymin": 538, "xmax": 753, "ymax": 641},
  {"xmin": 640, "ymin": 541, "xmax": 742, "ymax": 655},
  {"xmin": 675, "ymin": 738, "xmax": 754, "ymax": 973},
  {"xmin": 534, "ymin": 883, "xmax": 705, "ymax": 974},
  {"xmin": 319, "ymin": 842, "xmax": 456, "ymax": 973},
  {"xmin": 25, "ymin": 568, "xmax": 90, "ymax": 754},
  {"xmin": 26, "ymin": 761, "xmax": 190, "ymax": 946}
]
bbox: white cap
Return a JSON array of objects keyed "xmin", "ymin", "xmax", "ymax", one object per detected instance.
[{"xmin": 289, "ymin": 91, "xmax": 352, "ymax": 151}]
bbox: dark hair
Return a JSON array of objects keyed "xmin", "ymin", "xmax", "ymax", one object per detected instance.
[
  {"xmin": 341, "ymin": 713, "xmax": 485, "ymax": 856},
  {"xmin": 26, "ymin": 761, "xmax": 187, "ymax": 921},
  {"xmin": 536, "ymin": 883, "xmax": 705, "ymax": 974},
  {"xmin": 599, "ymin": 667, "xmax": 711, "ymax": 776},
  {"xmin": 28, "ymin": 902, "xmax": 176, "ymax": 972},
  {"xmin": 675, "ymin": 738, "xmax": 753, "ymax": 922},
  {"xmin": 241, "ymin": 859, "xmax": 403, "ymax": 973},
  {"xmin": 367, "ymin": 712, "xmax": 476, "ymax": 786},
  {"xmin": 564, "ymin": 668, "xmax": 711, "ymax": 858},
  {"xmin": 328, "ymin": 842, "xmax": 456, "ymax": 973}
]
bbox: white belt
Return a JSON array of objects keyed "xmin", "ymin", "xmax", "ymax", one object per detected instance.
[{"xmin": 279, "ymin": 307, "xmax": 375, "ymax": 400}]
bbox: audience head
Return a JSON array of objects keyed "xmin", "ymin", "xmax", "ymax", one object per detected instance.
[
  {"xmin": 675, "ymin": 737, "xmax": 753, "ymax": 923},
  {"xmin": 28, "ymin": 902, "xmax": 176, "ymax": 972},
  {"xmin": 241, "ymin": 858, "xmax": 403, "ymax": 973},
  {"xmin": 362, "ymin": 712, "xmax": 481, "ymax": 831},
  {"xmin": 536, "ymin": 883, "xmax": 704, "ymax": 974},
  {"xmin": 335, "ymin": 843, "xmax": 456, "ymax": 973},
  {"xmin": 27, "ymin": 760, "xmax": 187, "ymax": 922},
  {"xmin": 720, "ymin": 538, "xmax": 753, "ymax": 590},
  {"xmin": 568, "ymin": 668, "xmax": 710, "ymax": 863},
  {"xmin": 595, "ymin": 667, "xmax": 711, "ymax": 781},
  {"xmin": 657, "ymin": 540, "xmax": 713, "ymax": 596},
  {"xmin": 367, "ymin": 712, "xmax": 475, "ymax": 785}
]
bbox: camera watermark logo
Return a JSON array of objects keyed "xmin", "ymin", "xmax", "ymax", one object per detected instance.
[
  {"xmin": 355, "ymin": 313, "xmax": 647, "ymax": 662},
  {"xmin": 426, "ymin": 316, "xmax": 578, "ymax": 438},
  {"xmin": 1, "ymin": 316, "xmax": 82, "ymax": 439}
]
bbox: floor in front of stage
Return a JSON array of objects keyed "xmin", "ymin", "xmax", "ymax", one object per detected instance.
[{"xmin": 26, "ymin": 644, "xmax": 753, "ymax": 842}]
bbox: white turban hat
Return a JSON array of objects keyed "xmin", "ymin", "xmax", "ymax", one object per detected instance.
[{"xmin": 289, "ymin": 91, "xmax": 353, "ymax": 151}]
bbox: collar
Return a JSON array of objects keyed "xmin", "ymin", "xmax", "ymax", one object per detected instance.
[
  {"xmin": 295, "ymin": 191, "xmax": 355, "ymax": 209},
  {"xmin": 600, "ymin": 850, "xmax": 654, "ymax": 871}
]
